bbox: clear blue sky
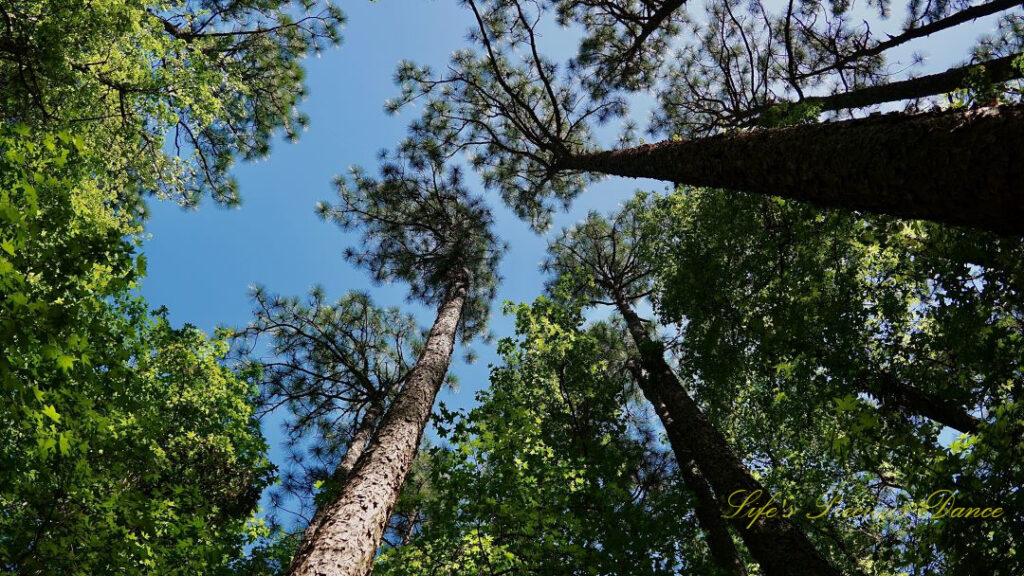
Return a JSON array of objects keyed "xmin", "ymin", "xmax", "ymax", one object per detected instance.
[
  {"xmin": 138, "ymin": 0, "xmax": 655, "ymax": 483},
  {"xmin": 138, "ymin": 0, "xmax": 1000, "ymax": 507}
]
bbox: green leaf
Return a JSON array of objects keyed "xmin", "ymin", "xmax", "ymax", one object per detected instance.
[
  {"xmin": 42, "ymin": 405, "xmax": 61, "ymax": 423},
  {"xmin": 56, "ymin": 355, "xmax": 76, "ymax": 372},
  {"xmin": 833, "ymin": 395, "xmax": 859, "ymax": 413}
]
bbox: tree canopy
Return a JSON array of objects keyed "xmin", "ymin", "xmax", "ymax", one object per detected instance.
[
  {"xmin": 389, "ymin": 0, "xmax": 1024, "ymax": 232},
  {"xmin": 4, "ymin": 1, "xmax": 1022, "ymax": 575},
  {"xmin": 1, "ymin": 0, "xmax": 343, "ymax": 206},
  {"xmin": 2, "ymin": 0, "xmax": 343, "ymax": 572}
]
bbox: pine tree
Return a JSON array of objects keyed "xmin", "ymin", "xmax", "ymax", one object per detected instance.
[
  {"xmin": 235, "ymin": 287, "xmax": 421, "ymax": 531},
  {"xmin": 388, "ymin": 0, "xmax": 1024, "ymax": 234},
  {"xmin": 287, "ymin": 141, "xmax": 503, "ymax": 576},
  {"xmin": 548, "ymin": 190, "xmax": 1024, "ymax": 575},
  {"xmin": 545, "ymin": 196, "xmax": 844, "ymax": 576}
]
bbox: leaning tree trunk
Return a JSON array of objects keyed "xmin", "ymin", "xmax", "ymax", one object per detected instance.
[
  {"xmin": 559, "ymin": 104, "xmax": 1024, "ymax": 236},
  {"xmin": 288, "ymin": 273, "xmax": 468, "ymax": 576},
  {"xmin": 678, "ymin": 459, "xmax": 749, "ymax": 576},
  {"xmin": 811, "ymin": 344, "xmax": 981, "ymax": 433},
  {"xmin": 805, "ymin": 53, "xmax": 1022, "ymax": 113},
  {"xmin": 296, "ymin": 402, "xmax": 384, "ymax": 555},
  {"xmin": 627, "ymin": 363, "xmax": 748, "ymax": 575},
  {"xmin": 615, "ymin": 299, "xmax": 843, "ymax": 576},
  {"xmin": 334, "ymin": 403, "xmax": 384, "ymax": 482},
  {"xmin": 650, "ymin": 394, "xmax": 748, "ymax": 576},
  {"xmin": 733, "ymin": 53, "xmax": 1023, "ymax": 121},
  {"xmin": 865, "ymin": 369, "xmax": 980, "ymax": 434}
]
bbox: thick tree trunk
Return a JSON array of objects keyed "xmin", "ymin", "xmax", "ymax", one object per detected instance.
[
  {"xmin": 560, "ymin": 104, "xmax": 1024, "ymax": 236},
  {"xmin": 643, "ymin": 390, "xmax": 747, "ymax": 576},
  {"xmin": 616, "ymin": 300, "xmax": 842, "ymax": 576},
  {"xmin": 288, "ymin": 273, "xmax": 468, "ymax": 576}
]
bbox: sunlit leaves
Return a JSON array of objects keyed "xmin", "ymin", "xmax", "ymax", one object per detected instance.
[
  {"xmin": 1, "ymin": 306, "xmax": 274, "ymax": 575},
  {"xmin": 646, "ymin": 187, "xmax": 1024, "ymax": 575}
]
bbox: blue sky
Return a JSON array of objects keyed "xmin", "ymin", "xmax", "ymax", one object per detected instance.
[
  {"xmin": 138, "ymin": 0, "xmax": 657, "ymax": 483},
  {"xmin": 138, "ymin": 0, "xmax": 1000, "ymax": 506}
]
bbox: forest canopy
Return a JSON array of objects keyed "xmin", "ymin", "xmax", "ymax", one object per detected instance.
[{"xmin": 1, "ymin": 1, "xmax": 1021, "ymax": 575}]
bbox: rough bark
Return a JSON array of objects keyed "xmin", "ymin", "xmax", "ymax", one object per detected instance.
[
  {"xmin": 560, "ymin": 104, "xmax": 1024, "ymax": 236},
  {"xmin": 295, "ymin": 403, "xmax": 384, "ymax": 560},
  {"xmin": 642, "ymin": 388, "xmax": 747, "ymax": 576},
  {"xmin": 616, "ymin": 300, "xmax": 842, "ymax": 576},
  {"xmin": 288, "ymin": 273, "xmax": 468, "ymax": 576}
]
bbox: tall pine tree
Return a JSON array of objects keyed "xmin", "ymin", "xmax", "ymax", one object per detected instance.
[
  {"xmin": 388, "ymin": 0, "xmax": 1024, "ymax": 233},
  {"xmin": 235, "ymin": 288, "xmax": 421, "ymax": 533},
  {"xmin": 287, "ymin": 141, "xmax": 503, "ymax": 576},
  {"xmin": 545, "ymin": 195, "xmax": 844, "ymax": 576}
]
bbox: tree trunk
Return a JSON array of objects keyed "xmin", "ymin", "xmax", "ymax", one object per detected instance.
[
  {"xmin": 616, "ymin": 299, "xmax": 842, "ymax": 576},
  {"xmin": 736, "ymin": 52, "xmax": 1023, "ymax": 120},
  {"xmin": 643, "ymin": 388, "xmax": 747, "ymax": 576},
  {"xmin": 678, "ymin": 459, "xmax": 749, "ymax": 576},
  {"xmin": 560, "ymin": 104, "xmax": 1024, "ymax": 236},
  {"xmin": 335, "ymin": 403, "xmax": 384, "ymax": 482},
  {"xmin": 297, "ymin": 402, "xmax": 384, "ymax": 554},
  {"xmin": 866, "ymin": 369, "xmax": 981, "ymax": 434},
  {"xmin": 288, "ymin": 273, "xmax": 468, "ymax": 576},
  {"xmin": 805, "ymin": 53, "xmax": 1022, "ymax": 113}
]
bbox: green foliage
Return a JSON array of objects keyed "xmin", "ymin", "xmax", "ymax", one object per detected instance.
[
  {"xmin": 646, "ymin": 188, "xmax": 1023, "ymax": 575},
  {"xmin": 0, "ymin": 128, "xmax": 275, "ymax": 567},
  {"xmin": 537, "ymin": 188, "xmax": 1022, "ymax": 574},
  {"xmin": 945, "ymin": 58, "xmax": 1021, "ymax": 109},
  {"xmin": 0, "ymin": 0, "xmax": 342, "ymax": 568},
  {"xmin": 1, "ymin": 0, "xmax": 344, "ymax": 207},
  {"xmin": 375, "ymin": 297, "xmax": 706, "ymax": 575},
  {"xmin": 1, "ymin": 124, "xmax": 142, "ymax": 475},
  {"xmin": 755, "ymin": 101, "xmax": 824, "ymax": 128},
  {"xmin": 1, "ymin": 298, "xmax": 274, "ymax": 575},
  {"xmin": 544, "ymin": 190, "xmax": 659, "ymax": 305},
  {"xmin": 228, "ymin": 530, "xmax": 303, "ymax": 576}
]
